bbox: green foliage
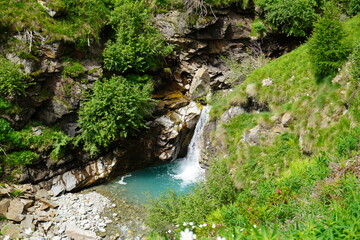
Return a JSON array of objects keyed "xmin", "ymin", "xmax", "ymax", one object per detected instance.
[
  {"xmin": 350, "ymin": 41, "xmax": 360, "ymax": 80},
  {"xmin": 146, "ymin": 160, "xmax": 236, "ymax": 232},
  {"xmin": 0, "ymin": 0, "xmax": 110, "ymax": 43},
  {"xmin": 20, "ymin": 125, "xmax": 72, "ymax": 161},
  {"xmin": 78, "ymin": 76, "xmax": 154, "ymax": 154},
  {"xmin": 308, "ymin": 6, "xmax": 350, "ymax": 79},
  {"xmin": 62, "ymin": 61, "xmax": 85, "ymax": 78},
  {"xmin": 256, "ymin": 0, "xmax": 318, "ymax": 37},
  {"xmin": 343, "ymin": 0, "xmax": 360, "ymax": 16},
  {"xmin": 0, "ymin": 58, "xmax": 29, "ymax": 97},
  {"xmin": 103, "ymin": 0, "xmax": 172, "ymax": 73}
]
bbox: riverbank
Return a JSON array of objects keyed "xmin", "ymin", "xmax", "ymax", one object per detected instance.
[{"xmin": 0, "ymin": 183, "xmax": 149, "ymax": 240}]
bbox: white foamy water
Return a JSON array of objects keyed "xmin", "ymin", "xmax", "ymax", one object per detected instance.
[
  {"xmin": 118, "ymin": 174, "xmax": 132, "ymax": 185},
  {"xmin": 172, "ymin": 105, "xmax": 210, "ymax": 185}
]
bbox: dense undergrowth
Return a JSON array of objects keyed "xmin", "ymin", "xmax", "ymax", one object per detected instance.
[{"xmin": 146, "ymin": 13, "xmax": 360, "ymax": 239}]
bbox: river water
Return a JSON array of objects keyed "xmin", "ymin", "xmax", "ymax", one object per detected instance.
[{"xmin": 98, "ymin": 105, "xmax": 210, "ymax": 204}]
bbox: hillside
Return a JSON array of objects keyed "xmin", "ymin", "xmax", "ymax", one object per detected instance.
[{"xmin": 146, "ymin": 13, "xmax": 360, "ymax": 239}]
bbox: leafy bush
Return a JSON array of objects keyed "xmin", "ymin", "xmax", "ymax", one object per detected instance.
[
  {"xmin": 0, "ymin": 58, "xmax": 29, "ymax": 96},
  {"xmin": 103, "ymin": 0, "xmax": 172, "ymax": 73},
  {"xmin": 78, "ymin": 76, "xmax": 154, "ymax": 154},
  {"xmin": 308, "ymin": 6, "xmax": 350, "ymax": 79},
  {"xmin": 256, "ymin": 0, "xmax": 318, "ymax": 37},
  {"xmin": 0, "ymin": 0, "xmax": 110, "ymax": 43}
]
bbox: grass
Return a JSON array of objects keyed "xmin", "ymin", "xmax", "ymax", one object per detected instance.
[
  {"xmin": 0, "ymin": 0, "xmax": 109, "ymax": 44},
  {"xmin": 147, "ymin": 14, "xmax": 360, "ymax": 240}
]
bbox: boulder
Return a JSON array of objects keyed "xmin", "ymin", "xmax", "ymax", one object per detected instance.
[
  {"xmin": 65, "ymin": 222, "xmax": 97, "ymax": 240},
  {"xmin": 35, "ymin": 189, "xmax": 51, "ymax": 200},
  {"xmin": 38, "ymin": 198, "xmax": 59, "ymax": 208},
  {"xmin": 6, "ymin": 200, "xmax": 25, "ymax": 222},
  {"xmin": 281, "ymin": 112, "xmax": 293, "ymax": 126},
  {"xmin": 189, "ymin": 68, "xmax": 210, "ymax": 101},
  {"xmin": 20, "ymin": 199, "xmax": 34, "ymax": 210},
  {"xmin": 1, "ymin": 223, "xmax": 23, "ymax": 239},
  {"xmin": 220, "ymin": 106, "xmax": 245, "ymax": 123},
  {"xmin": 0, "ymin": 198, "xmax": 10, "ymax": 216}
]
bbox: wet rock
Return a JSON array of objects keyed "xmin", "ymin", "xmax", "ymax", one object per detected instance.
[
  {"xmin": 1, "ymin": 223, "xmax": 23, "ymax": 239},
  {"xmin": 189, "ymin": 68, "xmax": 211, "ymax": 101}
]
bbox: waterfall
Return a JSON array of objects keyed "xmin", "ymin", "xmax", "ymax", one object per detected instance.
[{"xmin": 172, "ymin": 105, "xmax": 210, "ymax": 185}]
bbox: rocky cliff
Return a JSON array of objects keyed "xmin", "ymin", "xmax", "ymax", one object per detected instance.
[{"xmin": 0, "ymin": 3, "xmax": 301, "ymax": 194}]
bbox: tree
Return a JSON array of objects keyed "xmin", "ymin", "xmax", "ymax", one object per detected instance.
[
  {"xmin": 78, "ymin": 76, "xmax": 154, "ymax": 154},
  {"xmin": 308, "ymin": 4, "xmax": 350, "ymax": 80}
]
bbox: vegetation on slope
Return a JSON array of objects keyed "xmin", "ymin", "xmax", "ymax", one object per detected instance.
[{"xmin": 146, "ymin": 13, "xmax": 360, "ymax": 239}]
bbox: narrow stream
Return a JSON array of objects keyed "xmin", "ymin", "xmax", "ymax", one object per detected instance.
[{"xmin": 98, "ymin": 105, "xmax": 210, "ymax": 204}]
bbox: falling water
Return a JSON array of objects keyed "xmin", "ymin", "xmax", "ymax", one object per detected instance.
[
  {"xmin": 172, "ymin": 105, "xmax": 210, "ymax": 185},
  {"xmin": 98, "ymin": 105, "xmax": 211, "ymax": 203}
]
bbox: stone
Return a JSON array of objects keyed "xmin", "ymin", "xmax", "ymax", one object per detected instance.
[
  {"xmin": 6, "ymin": 200, "xmax": 25, "ymax": 222},
  {"xmin": 1, "ymin": 223, "xmax": 23, "ymax": 239},
  {"xmin": 189, "ymin": 68, "xmax": 210, "ymax": 101},
  {"xmin": 281, "ymin": 112, "xmax": 293, "ymax": 126},
  {"xmin": 65, "ymin": 222, "xmax": 97, "ymax": 240},
  {"xmin": 36, "ymin": 189, "xmax": 51, "ymax": 199},
  {"xmin": 246, "ymin": 83, "xmax": 258, "ymax": 97},
  {"xmin": 38, "ymin": 198, "xmax": 59, "ymax": 208},
  {"xmin": 20, "ymin": 199, "xmax": 34, "ymax": 210},
  {"xmin": 0, "ymin": 198, "xmax": 10, "ymax": 216},
  {"xmin": 242, "ymin": 125, "xmax": 261, "ymax": 145},
  {"xmin": 220, "ymin": 106, "xmax": 244, "ymax": 123},
  {"xmin": 262, "ymin": 78, "xmax": 273, "ymax": 86},
  {"xmin": 20, "ymin": 215, "xmax": 35, "ymax": 231},
  {"xmin": 41, "ymin": 41, "xmax": 64, "ymax": 59},
  {"xmin": 0, "ymin": 187, "xmax": 10, "ymax": 197}
]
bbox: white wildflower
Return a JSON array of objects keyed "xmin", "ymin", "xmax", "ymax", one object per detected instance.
[
  {"xmin": 253, "ymin": 224, "xmax": 257, "ymax": 228},
  {"xmin": 180, "ymin": 228, "xmax": 195, "ymax": 240},
  {"xmin": 167, "ymin": 229, "xmax": 172, "ymax": 233},
  {"xmin": 216, "ymin": 237, "xmax": 226, "ymax": 240},
  {"xmin": 183, "ymin": 222, "xmax": 188, "ymax": 226},
  {"xmin": 189, "ymin": 222, "xmax": 194, "ymax": 226},
  {"xmin": 212, "ymin": 223, "xmax": 216, "ymax": 228},
  {"xmin": 3, "ymin": 236, "xmax": 10, "ymax": 240}
]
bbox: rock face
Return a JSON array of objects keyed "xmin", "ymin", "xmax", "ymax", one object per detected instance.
[{"xmin": 189, "ymin": 68, "xmax": 211, "ymax": 100}]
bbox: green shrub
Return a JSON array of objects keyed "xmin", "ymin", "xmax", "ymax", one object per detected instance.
[
  {"xmin": 308, "ymin": 6, "xmax": 350, "ymax": 79},
  {"xmin": 103, "ymin": 0, "xmax": 172, "ymax": 73},
  {"xmin": 256, "ymin": 0, "xmax": 318, "ymax": 37},
  {"xmin": 0, "ymin": 58, "xmax": 29, "ymax": 96},
  {"xmin": 78, "ymin": 76, "xmax": 154, "ymax": 154}
]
